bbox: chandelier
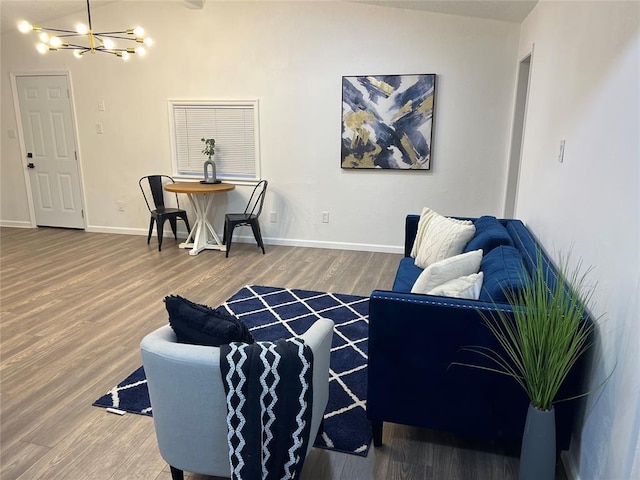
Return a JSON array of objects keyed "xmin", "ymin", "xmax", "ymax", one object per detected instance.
[{"xmin": 18, "ymin": 0, "xmax": 152, "ymax": 60}]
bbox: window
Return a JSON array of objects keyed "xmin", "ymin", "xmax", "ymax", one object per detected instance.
[{"xmin": 168, "ymin": 100, "xmax": 260, "ymax": 182}]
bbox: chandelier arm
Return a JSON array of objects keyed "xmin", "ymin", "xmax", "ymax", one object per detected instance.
[
  {"xmin": 95, "ymin": 34, "xmax": 137, "ymax": 40},
  {"xmin": 38, "ymin": 27, "xmax": 77, "ymax": 34},
  {"xmin": 95, "ymin": 31, "xmax": 131, "ymax": 35}
]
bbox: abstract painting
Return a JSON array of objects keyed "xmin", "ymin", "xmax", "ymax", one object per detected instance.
[{"xmin": 341, "ymin": 74, "xmax": 436, "ymax": 170}]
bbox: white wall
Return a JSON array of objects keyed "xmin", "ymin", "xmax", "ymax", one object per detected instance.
[
  {"xmin": 516, "ymin": 2, "xmax": 639, "ymax": 479},
  {"xmin": 1, "ymin": 1, "xmax": 519, "ymax": 251}
]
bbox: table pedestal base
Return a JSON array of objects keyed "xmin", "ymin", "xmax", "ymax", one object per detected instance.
[{"xmin": 181, "ymin": 192, "xmax": 226, "ymax": 256}]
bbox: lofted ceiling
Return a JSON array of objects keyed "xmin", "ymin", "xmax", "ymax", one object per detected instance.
[
  {"xmin": 352, "ymin": 0, "xmax": 537, "ymax": 23},
  {"xmin": 0, "ymin": 0, "xmax": 536, "ymax": 37}
]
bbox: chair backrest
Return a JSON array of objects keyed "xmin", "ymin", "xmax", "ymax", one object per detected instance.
[
  {"xmin": 244, "ymin": 179, "xmax": 268, "ymax": 217},
  {"xmin": 139, "ymin": 175, "xmax": 179, "ymax": 211},
  {"xmin": 140, "ymin": 317, "xmax": 333, "ymax": 477}
]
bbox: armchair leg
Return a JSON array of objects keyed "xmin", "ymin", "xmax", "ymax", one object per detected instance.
[
  {"xmin": 372, "ymin": 420, "xmax": 384, "ymax": 447},
  {"xmin": 169, "ymin": 465, "xmax": 184, "ymax": 480}
]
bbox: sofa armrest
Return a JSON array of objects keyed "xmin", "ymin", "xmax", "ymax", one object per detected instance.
[
  {"xmin": 367, "ymin": 289, "xmax": 591, "ymax": 450},
  {"xmin": 366, "ymin": 290, "xmax": 529, "ymax": 440}
]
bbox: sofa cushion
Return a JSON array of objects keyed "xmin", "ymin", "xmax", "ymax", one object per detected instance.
[
  {"xmin": 165, "ymin": 295, "xmax": 254, "ymax": 346},
  {"xmin": 413, "ymin": 210, "xmax": 475, "ymax": 268},
  {"xmin": 464, "ymin": 216, "xmax": 514, "ymax": 255},
  {"xmin": 479, "ymin": 246, "xmax": 530, "ymax": 303},
  {"xmin": 427, "ymin": 272, "xmax": 484, "ymax": 300},
  {"xmin": 392, "ymin": 257, "xmax": 424, "ymax": 293},
  {"xmin": 411, "ymin": 249, "xmax": 483, "ymax": 294}
]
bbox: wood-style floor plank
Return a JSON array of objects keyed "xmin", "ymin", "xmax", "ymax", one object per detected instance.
[{"xmin": 0, "ymin": 227, "xmax": 567, "ymax": 480}]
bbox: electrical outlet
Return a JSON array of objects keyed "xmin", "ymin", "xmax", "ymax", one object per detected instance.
[
  {"xmin": 322, "ymin": 211, "xmax": 329, "ymax": 223},
  {"xmin": 116, "ymin": 200, "xmax": 125, "ymax": 212},
  {"xmin": 269, "ymin": 211, "xmax": 277, "ymax": 223}
]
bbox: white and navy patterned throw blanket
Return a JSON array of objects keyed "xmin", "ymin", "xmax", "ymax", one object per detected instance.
[{"xmin": 220, "ymin": 338, "xmax": 314, "ymax": 480}]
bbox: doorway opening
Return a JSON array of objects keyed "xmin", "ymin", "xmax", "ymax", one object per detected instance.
[{"xmin": 504, "ymin": 50, "xmax": 533, "ymax": 218}]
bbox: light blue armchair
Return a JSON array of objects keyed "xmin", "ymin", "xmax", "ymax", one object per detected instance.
[{"xmin": 140, "ymin": 318, "xmax": 334, "ymax": 480}]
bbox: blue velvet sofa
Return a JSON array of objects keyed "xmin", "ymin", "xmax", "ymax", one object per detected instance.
[{"xmin": 367, "ymin": 214, "xmax": 593, "ymax": 453}]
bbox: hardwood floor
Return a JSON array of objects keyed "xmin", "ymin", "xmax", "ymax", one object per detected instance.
[{"xmin": 0, "ymin": 227, "xmax": 567, "ymax": 479}]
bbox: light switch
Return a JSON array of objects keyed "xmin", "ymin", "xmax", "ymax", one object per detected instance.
[
  {"xmin": 96, "ymin": 122, "xmax": 104, "ymax": 134},
  {"xmin": 98, "ymin": 100, "xmax": 105, "ymax": 111}
]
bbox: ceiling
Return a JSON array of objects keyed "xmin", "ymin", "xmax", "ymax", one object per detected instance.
[{"xmin": 0, "ymin": 0, "xmax": 537, "ymax": 36}]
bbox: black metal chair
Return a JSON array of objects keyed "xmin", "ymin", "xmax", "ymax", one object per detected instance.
[
  {"xmin": 139, "ymin": 175, "xmax": 191, "ymax": 251},
  {"xmin": 223, "ymin": 180, "xmax": 268, "ymax": 258}
]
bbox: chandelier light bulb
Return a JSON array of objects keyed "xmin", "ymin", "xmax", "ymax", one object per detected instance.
[
  {"xmin": 132, "ymin": 26, "xmax": 144, "ymax": 37},
  {"xmin": 135, "ymin": 46, "xmax": 146, "ymax": 56},
  {"xmin": 18, "ymin": 21, "xmax": 33, "ymax": 33},
  {"xmin": 49, "ymin": 37, "xmax": 62, "ymax": 47},
  {"xmin": 76, "ymin": 23, "xmax": 88, "ymax": 34},
  {"xmin": 121, "ymin": 51, "xmax": 130, "ymax": 61},
  {"xmin": 144, "ymin": 37, "xmax": 153, "ymax": 47},
  {"xmin": 36, "ymin": 43, "xmax": 48, "ymax": 54},
  {"xmin": 38, "ymin": 32, "xmax": 50, "ymax": 43},
  {"xmin": 102, "ymin": 38, "xmax": 115, "ymax": 50},
  {"xmin": 73, "ymin": 50, "xmax": 83, "ymax": 58}
]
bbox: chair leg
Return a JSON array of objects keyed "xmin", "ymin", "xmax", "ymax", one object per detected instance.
[
  {"xmin": 250, "ymin": 220, "xmax": 265, "ymax": 254},
  {"xmin": 372, "ymin": 420, "xmax": 384, "ymax": 447},
  {"xmin": 169, "ymin": 465, "xmax": 184, "ymax": 480},
  {"xmin": 169, "ymin": 217, "xmax": 178, "ymax": 240},
  {"xmin": 225, "ymin": 223, "xmax": 235, "ymax": 258},
  {"xmin": 157, "ymin": 219, "xmax": 165, "ymax": 252},
  {"xmin": 147, "ymin": 217, "xmax": 155, "ymax": 245},
  {"xmin": 181, "ymin": 214, "xmax": 191, "ymax": 236}
]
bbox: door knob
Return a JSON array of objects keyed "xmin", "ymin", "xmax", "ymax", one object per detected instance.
[{"xmin": 27, "ymin": 163, "xmax": 35, "ymax": 169}]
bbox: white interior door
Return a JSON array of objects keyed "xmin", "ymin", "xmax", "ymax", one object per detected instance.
[{"xmin": 16, "ymin": 75, "xmax": 84, "ymax": 229}]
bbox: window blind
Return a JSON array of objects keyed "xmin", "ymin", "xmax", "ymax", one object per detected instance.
[{"xmin": 170, "ymin": 101, "xmax": 259, "ymax": 180}]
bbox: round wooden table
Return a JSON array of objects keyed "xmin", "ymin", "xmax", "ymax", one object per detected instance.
[{"xmin": 164, "ymin": 182, "xmax": 235, "ymax": 255}]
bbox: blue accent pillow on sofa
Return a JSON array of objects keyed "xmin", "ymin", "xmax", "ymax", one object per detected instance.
[
  {"xmin": 165, "ymin": 295, "xmax": 254, "ymax": 346},
  {"xmin": 464, "ymin": 216, "xmax": 514, "ymax": 255},
  {"xmin": 479, "ymin": 246, "xmax": 530, "ymax": 303}
]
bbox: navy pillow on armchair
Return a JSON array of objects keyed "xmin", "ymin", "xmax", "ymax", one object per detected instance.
[{"xmin": 164, "ymin": 295, "xmax": 254, "ymax": 346}]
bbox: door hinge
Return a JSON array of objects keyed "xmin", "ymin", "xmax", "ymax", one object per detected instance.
[
  {"xmin": 81, "ymin": 209, "xmax": 84, "ymax": 218},
  {"xmin": 75, "ymin": 151, "xmax": 77, "ymax": 160}
]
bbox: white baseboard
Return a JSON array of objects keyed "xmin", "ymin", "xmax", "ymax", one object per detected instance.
[
  {"xmin": 85, "ymin": 226, "xmax": 403, "ymax": 254},
  {"xmin": 260, "ymin": 236, "xmax": 403, "ymax": 254},
  {"xmin": 3, "ymin": 222, "xmax": 404, "ymax": 254},
  {"xmin": 0, "ymin": 220, "xmax": 32, "ymax": 228},
  {"xmin": 86, "ymin": 226, "xmax": 150, "ymax": 236}
]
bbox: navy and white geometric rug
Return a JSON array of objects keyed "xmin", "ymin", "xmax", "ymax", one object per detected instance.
[{"xmin": 93, "ymin": 285, "xmax": 372, "ymax": 457}]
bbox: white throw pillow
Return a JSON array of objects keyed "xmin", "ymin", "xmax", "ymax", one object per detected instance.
[
  {"xmin": 411, "ymin": 249, "xmax": 483, "ymax": 294},
  {"xmin": 414, "ymin": 212, "xmax": 475, "ymax": 268},
  {"xmin": 410, "ymin": 207, "xmax": 437, "ymax": 258},
  {"xmin": 427, "ymin": 272, "xmax": 484, "ymax": 300}
]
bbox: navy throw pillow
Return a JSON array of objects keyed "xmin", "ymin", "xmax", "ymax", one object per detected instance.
[
  {"xmin": 164, "ymin": 295, "xmax": 254, "ymax": 346},
  {"xmin": 479, "ymin": 245, "xmax": 530, "ymax": 303},
  {"xmin": 464, "ymin": 216, "xmax": 514, "ymax": 254}
]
